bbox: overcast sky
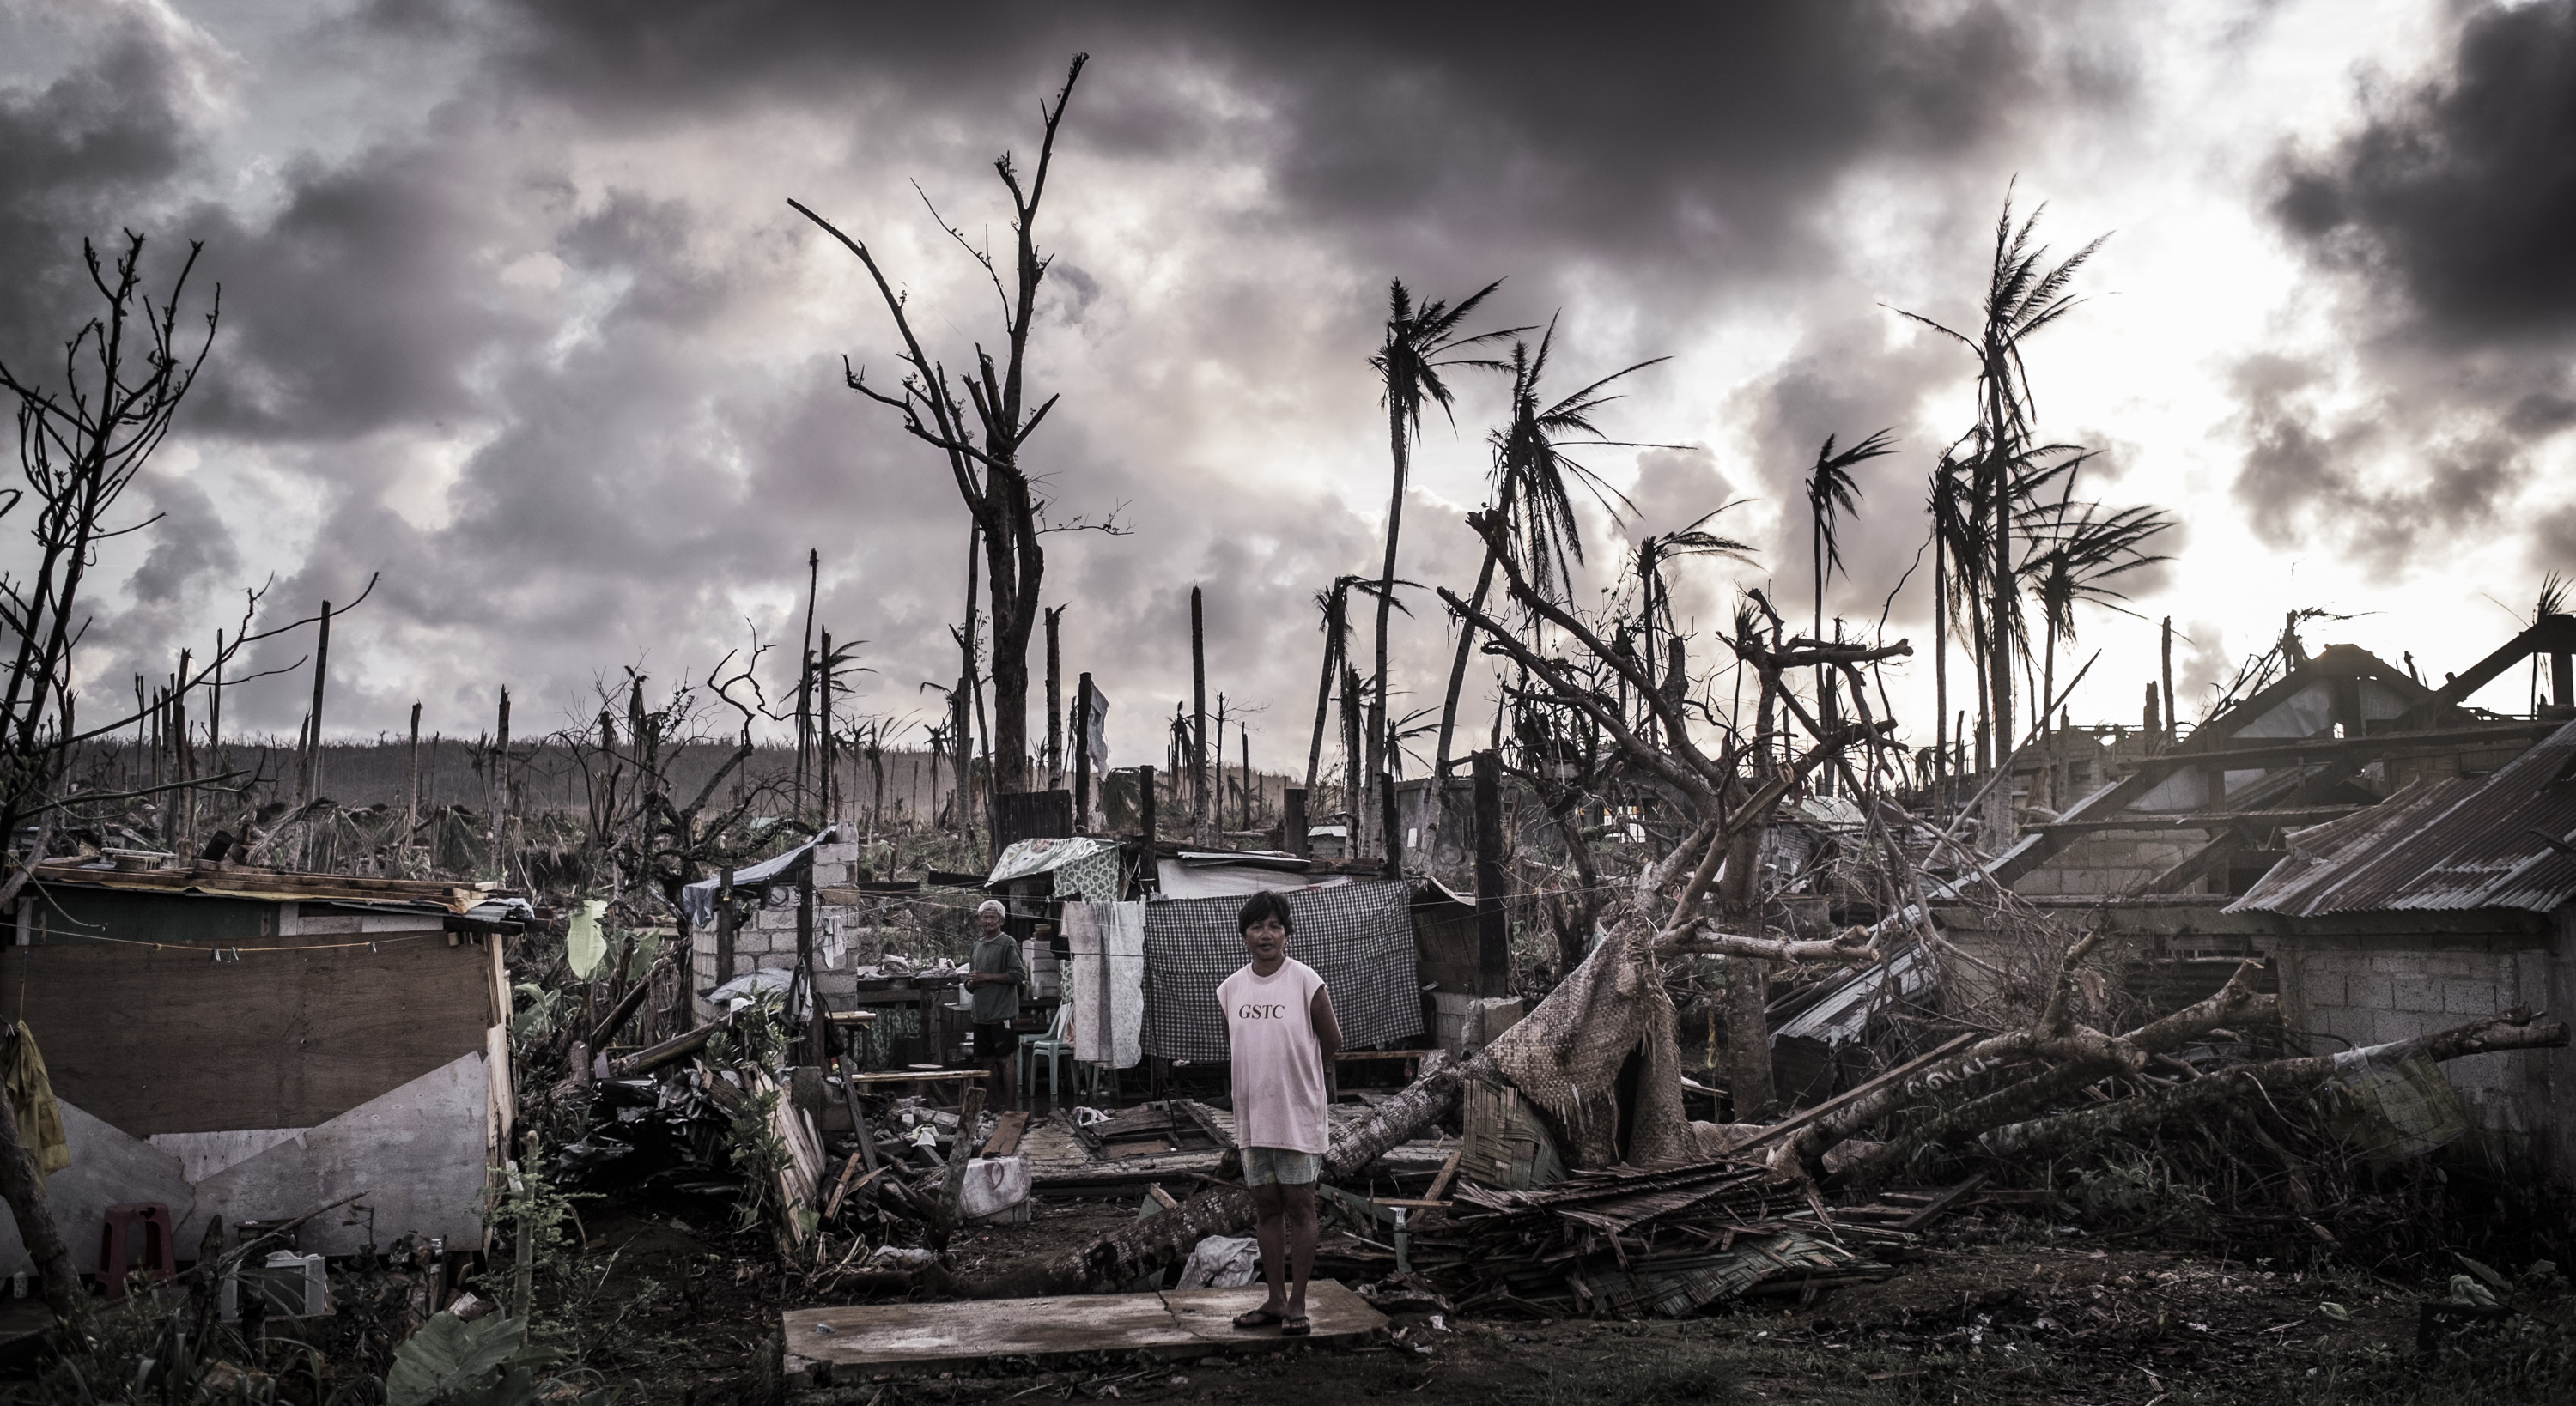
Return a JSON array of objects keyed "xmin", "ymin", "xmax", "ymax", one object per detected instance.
[{"xmin": 4, "ymin": 0, "xmax": 2573, "ymax": 776}]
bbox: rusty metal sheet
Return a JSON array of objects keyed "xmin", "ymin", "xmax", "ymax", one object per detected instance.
[{"xmin": 2227, "ymin": 717, "xmax": 2576, "ymax": 916}]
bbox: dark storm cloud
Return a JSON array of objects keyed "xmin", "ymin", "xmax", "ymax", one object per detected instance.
[
  {"xmin": 2228, "ymin": 350, "xmax": 2517, "ymax": 573},
  {"xmin": 485, "ymin": 2, "xmax": 2125, "ymax": 300},
  {"xmin": 0, "ymin": 26, "xmax": 191, "ymax": 374},
  {"xmin": 9, "ymin": 1, "xmax": 2148, "ymax": 761},
  {"xmin": 2245, "ymin": 2, "xmax": 2576, "ymax": 575},
  {"xmin": 179, "ymin": 141, "xmax": 540, "ymax": 440},
  {"xmin": 2273, "ymin": 0, "xmax": 2576, "ymax": 346}
]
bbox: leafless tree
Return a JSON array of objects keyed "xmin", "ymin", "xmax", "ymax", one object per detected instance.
[{"xmin": 791, "ymin": 54, "xmax": 1091, "ymax": 799}]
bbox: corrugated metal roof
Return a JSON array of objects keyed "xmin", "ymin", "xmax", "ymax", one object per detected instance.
[
  {"xmin": 31, "ymin": 860, "xmax": 487, "ymax": 914},
  {"xmin": 2227, "ymin": 716, "xmax": 2576, "ymax": 916}
]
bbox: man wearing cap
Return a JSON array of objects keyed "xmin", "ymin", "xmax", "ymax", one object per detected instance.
[{"xmin": 967, "ymin": 899, "xmax": 1029, "ymax": 1106}]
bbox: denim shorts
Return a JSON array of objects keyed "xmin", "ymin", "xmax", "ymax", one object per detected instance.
[{"xmin": 1242, "ymin": 1147, "xmax": 1321, "ymax": 1186}]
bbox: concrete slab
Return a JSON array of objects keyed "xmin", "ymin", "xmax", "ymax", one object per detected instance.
[{"xmin": 782, "ymin": 1282, "xmax": 1386, "ymax": 1382}]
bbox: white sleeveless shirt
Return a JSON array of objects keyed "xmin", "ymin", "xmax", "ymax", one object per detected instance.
[{"xmin": 1218, "ymin": 957, "xmax": 1330, "ymax": 1154}]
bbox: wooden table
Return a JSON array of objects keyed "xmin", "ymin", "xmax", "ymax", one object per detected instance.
[
  {"xmin": 839, "ymin": 1068, "xmax": 982, "ymax": 1101},
  {"xmin": 839, "ymin": 980, "xmax": 968, "ymax": 1066}
]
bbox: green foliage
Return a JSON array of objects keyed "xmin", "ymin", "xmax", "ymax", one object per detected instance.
[
  {"xmin": 2064, "ymin": 1149, "xmax": 2210, "ymax": 1230},
  {"xmin": 386, "ymin": 1312, "xmax": 616, "ymax": 1406},
  {"xmin": 510, "ymin": 981, "xmax": 568, "ymax": 1045},
  {"xmin": 705, "ymin": 991, "xmax": 791, "ymax": 1234}
]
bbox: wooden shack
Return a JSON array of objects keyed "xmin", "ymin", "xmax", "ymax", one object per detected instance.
[{"xmin": 2, "ymin": 862, "xmax": 519, "ymax": 1273}]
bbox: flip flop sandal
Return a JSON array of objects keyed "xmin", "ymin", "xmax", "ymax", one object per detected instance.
[
  {"xmin": 1282, "ymin": 1314, "xmax": 1312, "ymax": 1337},
  {"xmin": 1232, "ymin": 1307, "xmax": 1287, "ymax": 1330}
]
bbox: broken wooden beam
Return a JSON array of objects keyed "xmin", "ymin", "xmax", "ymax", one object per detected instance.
[{"xmin": 606, "ymin": 1012, "xmax": 732, "ymax": 1078}]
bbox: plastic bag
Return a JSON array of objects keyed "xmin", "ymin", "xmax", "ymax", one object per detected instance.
[
  {"xmin": 958, "ymin": 1156, "xmax": 1032, "ymax": 1220},
  {"xmin": 1175, "ymin": 1234, "xmax": 1261, "ymax": 1289}
]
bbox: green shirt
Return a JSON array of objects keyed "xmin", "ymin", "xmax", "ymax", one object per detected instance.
[{"xmin": 969, "ymin": 933, "xmax": 1027, "ymax": 1024}]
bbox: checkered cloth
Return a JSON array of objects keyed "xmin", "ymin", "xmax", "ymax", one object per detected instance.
[{"xmin": 1143, "ymin": 877, "xmax": 1425, "ymax": 1063}]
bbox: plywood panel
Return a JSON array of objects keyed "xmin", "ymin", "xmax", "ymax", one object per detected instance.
[
  {"xmin": 183, "ymin": 1051, "xmax": 492, "ymax": 1256},
  {"xmin": 782, "ymin": 1283, "xmax": 1387, "ymax": 1381},
  {"xmin": 0, "ymin": 1099, "xmax": 193, "ymax": 1275},
  {"xmin": 6, "ymin": 928, "xmax": 493, "ymax": 1136}
]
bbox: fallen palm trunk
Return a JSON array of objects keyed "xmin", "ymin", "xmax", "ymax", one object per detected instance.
[
  {"xmin": 966, "ymin": 1051, "xmax": 1474, "ymax": 1298},
  {"xmin": 1839, "ymin": 957, "xmax": 2279, "ymax": 1184},
  {"xmin": 1977, "ymin": 1009, "xmax": 2567, "ymax": 1159},
  {"xmin": 1761, "ymin": 935, "xmax": 2137, "ymax": 1179}
]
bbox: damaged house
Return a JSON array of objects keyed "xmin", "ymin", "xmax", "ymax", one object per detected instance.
[
  {"xmin": 3, "ymin": 860, "xmax": 522, "ymax": 1276},
  {"xmin": 1938, "ymin": 615, "xmax": 2576, "ymax": 1179}
]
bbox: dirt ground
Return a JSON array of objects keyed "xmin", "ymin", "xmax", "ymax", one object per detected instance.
[{"xmin": 556, "ymin": 1191, "xmax": 2567, "ymax": 1406}]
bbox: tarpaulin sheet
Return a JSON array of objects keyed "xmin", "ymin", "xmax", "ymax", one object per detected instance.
[{"xmin": 1142, "ymin": 877, "xmax": 1423, "ymax": 1063}]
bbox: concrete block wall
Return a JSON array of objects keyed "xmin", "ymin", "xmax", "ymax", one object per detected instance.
[
  {"xmin": 689, "ymin": 839, "xmax": 883, "ymax": 1021},
  {"xmin": 2014, "ymin": 833, "xmax": 2202, "ymax": 897},
  {"xmin": 2275, "ymin": 936, "xmax": 2550, "ymax": 1143}
]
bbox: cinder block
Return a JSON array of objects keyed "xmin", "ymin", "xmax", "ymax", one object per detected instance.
[
  {"xmin": 2371, "ymin": 955, "xmax": 2410, "ymax": 973},
  {"xmin": 2374, "ymin": 1009, "xmax": 2432, "ymax": 1045},
  {"xmin": 2443, "ymin": 980, "xmax": 2500, "ymax": 1016},
  {"xmin": 2318, "ymin": 1008, "xmax": 2373, "ymax": 1045},
  {"xmin": 815, "ymin": 842, "xmax": 861, "ymax": 865},
  {"xmin": 2391, "ymin": 975, "xmax": 2439, "ymax": 1013},
  {"xmin": 813, "ymin": 971, "xmax": 859, "ymax": 996},
  {"xmin": 810, "ymin": 862, "xmax": 850, "ymax": 887},
  {"xmin": 757, "ymin": 906, "xmax": 799, "ymax": 931},
  {"xmin": 2354, "ymin": 973, "xmax": 2395, "ymax": 1009}
]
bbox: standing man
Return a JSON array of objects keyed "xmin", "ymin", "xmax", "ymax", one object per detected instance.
[
  {"xmin": 1219, "ymin": 890, "xmax": 1341, "ymax": 1336},
  {"xmin": 966, "ymin": 898, "xmax": 1029, "ymax": 1107}
]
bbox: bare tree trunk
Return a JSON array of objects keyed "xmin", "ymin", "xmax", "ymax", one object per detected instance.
[
  {"xmin": 1191, "ymin": 586, "xmax": 1208, "ymax": 846},
  {"xmin": 2160, "ymin": 615, "xmax": 2177, "ymax": 745},
  {"xmin": 1932, "ymin": 531, "xmax": 1947, "ymax": 790},
  {"xmin": 1364, "ymin": 405, "xmax": 1407, "ymax": 861},
  {"xmin": 1433, "ymin": 549, "xmax": 1502, "ymax": 786},
  {"xmin": 799, "ymin": 548, "xmax": 819, "ymax": 815},
  {"xmin": 490, "ymin": 687, "xmax": 510, "ymax": 884},
  {"xmin": 1304, "ymin": 626, "xmax": 1338, "ymax": 795},
  {"xmin": 405, "ymin": 700, "xmax": 422, "ymax": 855},
  {"xmin": 1340, "ymin": 664, "xmax": 1365, "ymax": 836},
  {"xmin": 1045, "ymin": 606, "xmax": 1064, "ymax": 791}
]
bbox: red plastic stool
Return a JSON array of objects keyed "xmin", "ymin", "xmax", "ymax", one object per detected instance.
[{"xmin": 95, "ymin": 1203, "xmax": 178, "ymax": 1298}]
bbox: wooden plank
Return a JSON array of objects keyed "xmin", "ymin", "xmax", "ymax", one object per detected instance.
[
  {"xmin": 1176, "ymin": 1099, "xmax": 1237, "ymax": 1151},
  {"xmin": 781, "ymin": 1283, "xmax": 1388, "ymax": 1381},
  {"xmin": 3, "ymin": 930, "xmax": 491, "ymax": 1137},
  {"xmin": 822, "ymin": 1154, "xmax": 865, "ymax": 1218},
  {"xmin": 837, "ymin": 1072, "xmax": 880, "ymax": 1174},
  {"xmin": 1423, "ymin": 1144, "xmax": 1465, "ymax": 1203},
  {"xmin": 982, "ymin": 1110, "xmax": 1030, "ymax": 1158},
  {"xmin": 1893, "ymin": 1171, "xmax": 1990, "ymax": 1233},
  {"xmin": 2037, "ymin": 805, "xmax": 2365, "ymax": 835}
]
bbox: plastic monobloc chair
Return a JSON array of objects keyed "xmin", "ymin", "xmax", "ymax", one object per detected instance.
[{"xmin": 1018, "ymin": 1002, "xmax": 1077, "ymax": 1110}]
